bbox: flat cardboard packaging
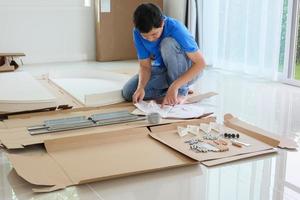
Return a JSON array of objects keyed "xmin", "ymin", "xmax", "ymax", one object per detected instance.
[
  {"xmin": 4, "ymin": 117, "xmax": 215, "ymax": 193},
  {"xmin": 0, "ymin": 102, "xmax": 214, "ymax": 149},
  {"xmin": 7, "ymin": 127, "xmax": 197, "ymax": 192},
  {"xmin": 1, "ymin": 113, "xmax": 297, "ymax": 192},
  {"xmin": 95, "ymin": 0, "xmax": 163, "ymax": 61},
  {"xmin": 149, "ymin": 114, "xmax": 298, "ymax": 167}
]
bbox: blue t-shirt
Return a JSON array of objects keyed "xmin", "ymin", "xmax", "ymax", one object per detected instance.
[{"xmin": 133, "ymin": 16, "xmax": 199, "ymax": 67}]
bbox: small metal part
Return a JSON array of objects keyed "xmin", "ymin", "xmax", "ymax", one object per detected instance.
[
  {"xmin": 189, "ymin": 142, "xmax": 207, "ymax": 153},
  {"xmin": 200, "ymin": 142, "xmax": 220, "ymax": 152},
  {"xmin": 27, "ymin": 110, "xmax": 145, "ymax": 135},
  {"xmin": 185, "ymin": 138, "xmax": 203, "ymax": 145},
  {"xmin": 203, "ymin": 133, "xmax": 219, "ymax": 140},
  {"xmin": 90, "ymin": 111, "xmax": 139, "ymax": 123}
]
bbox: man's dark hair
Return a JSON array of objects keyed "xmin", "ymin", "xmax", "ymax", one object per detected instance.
[{"xmin": 133, "ymin": 3, "xmax": 163, "ymax": 33}]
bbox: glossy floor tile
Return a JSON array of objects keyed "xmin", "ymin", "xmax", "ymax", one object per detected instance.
[{"xmin": 0, "ymin": 62, "xmax": 299, "ymax": 200}]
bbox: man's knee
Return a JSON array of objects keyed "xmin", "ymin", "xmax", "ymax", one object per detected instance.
[
  {"xmin": 122, "ymin": 88, "xmax": 133, "ymax": 101},
  {"xmin": 160, "ymin": 37, "xmax": 180, "ymax": 55},
  {"xmin": 122, "ymin": 76, "xmax": 138, "ymax": 101}
]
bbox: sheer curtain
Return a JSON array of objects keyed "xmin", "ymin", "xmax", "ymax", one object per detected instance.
[
  {"xmin": 200, "ymin": 0, "xmax": 284, "ymax": 80},
  {"xmin": 185, "ymin": 0, "xmax": 199, "ymax": 44}
]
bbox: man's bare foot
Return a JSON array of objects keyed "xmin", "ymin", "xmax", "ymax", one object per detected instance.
[
  {"xmin": 155, "ymin": 98, "xmax": 164, "ymax": 104},
  {"xmin": 188, "ymin": 89, "xmax": 194, "ymax": 95}
]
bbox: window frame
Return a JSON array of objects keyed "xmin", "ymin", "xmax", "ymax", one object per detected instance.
[{"xmin": 280, "ymin": 0, "xmax": 300, "ymax": 87}]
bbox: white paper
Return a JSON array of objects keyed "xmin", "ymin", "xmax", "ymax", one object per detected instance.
[{"xmin": 134, "ymin": 101, "xmax": 205, "ymax": 119}]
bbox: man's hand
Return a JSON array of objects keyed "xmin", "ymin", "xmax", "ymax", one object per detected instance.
[
  {"xmin": 161, "ymin": 85, "xmax": 178, "ymax": 108},
  {"xmin": 133, "ymin": 87, "xmax": 145, "ymax": 103}
]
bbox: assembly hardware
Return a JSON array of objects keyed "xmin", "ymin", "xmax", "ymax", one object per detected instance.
[{"xmin": 28, "ymin": 110, "xmax": 146, "ymax": 135}]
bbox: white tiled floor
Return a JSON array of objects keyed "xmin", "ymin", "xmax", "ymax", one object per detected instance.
[{"xmin": 0, "ymin": 61, "xmax": 300, "ymax": 200}]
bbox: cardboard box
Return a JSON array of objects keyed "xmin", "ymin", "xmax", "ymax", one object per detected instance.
[{"xmin": 95, "ymin": 0, "xmax": 163, "ymax": 61}]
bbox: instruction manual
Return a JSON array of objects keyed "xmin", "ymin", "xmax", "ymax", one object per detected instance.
[{"xmin": 134, "ymin": 101, "xmax": 205, "ymax": 119}]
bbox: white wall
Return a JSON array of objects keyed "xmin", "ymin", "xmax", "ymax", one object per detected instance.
[
  {"xmin": 0, "ymin": 0, "xmax": 185, "ymax": 64},
  {"xmin": 164, "ymin": 0, "xmax": 186, "ymax": 23},
  {"xmin": 0, "ymin": 0, "xmax": 95, "ymax": 64}
]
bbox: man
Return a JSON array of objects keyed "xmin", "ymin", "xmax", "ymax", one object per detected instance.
[{"xmin": 122, "ymin": 3, "xmax": 206, "ymax": 107}]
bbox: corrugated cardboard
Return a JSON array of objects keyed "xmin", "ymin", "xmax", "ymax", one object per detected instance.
[
  {"xmin": 149, "ymin": 124, "xmax": 277, "ymax": 167},
  {"xmin": 149, "ymin": 114, "xmax": 297, "ymax": 167},
  {"xmin": 7, "ymin": 127, "xmax": 197, "ymax": 192},
  {"xmin": 2, "ymin": 113, "xmax": 295, "ymax": 192},
  {"xmin": 201, "ymin": 149, "xmax": 277, "ymax": 166},
  {"xmin": 224, "ymin": 114, "xmax": 298, "ymax": 149},
  {"xmin": 95, "ymin": 0, "xmax": 163, "ymax": 61},
  {"xmin": 0, "ymin": 103, "xmax": 215, "ymax": 149}
]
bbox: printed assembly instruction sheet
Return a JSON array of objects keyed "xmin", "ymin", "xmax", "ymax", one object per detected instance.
[{"xmin": 134, "ymin": 101, "xmax": 205, "ymax": 119}]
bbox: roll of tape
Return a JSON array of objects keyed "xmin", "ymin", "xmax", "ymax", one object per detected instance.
[{"xmin": 147, "ymin": 112, "xmax": 161, "ymax": 124}]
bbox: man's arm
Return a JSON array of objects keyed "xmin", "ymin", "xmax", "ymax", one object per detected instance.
[
  {"xmin": 171, "ymin": 50, "xmax": 206, "ymax": 89},
  {"xmin": 162, "ymin": 50, "xmax": 206, "ymax": 106},
  {"xmin": 132, "ymin": 58, "xmax": 152, "ymax": 103}
]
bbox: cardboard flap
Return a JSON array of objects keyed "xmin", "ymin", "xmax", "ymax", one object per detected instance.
[
  {"xmin": 186, "ymin": 92, "xmax": 218, "ymax": 104},
  {"xmin": 0, "ymin": 106, "xmax": 216, "ymax": 150},
  {"xmin": 224, "ymin": 114, "xmax": 298, "ymax": 149},
  {"xmin": 201, "ymin": 149, "xmax": 277, "ymax": 167},
  {"xmin": 149, "ymin": 118, "xmax": 275, "ymax": 163},
  {"xmin": 32, "ymin": 185, "xmax": 67, "ymax": 193},
  {"xmin": 6, "ymin": 147, "xmax": 72, "ymax": 190},
  {"xmin": 41, "ymin": 127, "xmax": 196, "ymax": 185},
  {"xmin": 149, "ymin": 117, "xmax": 216, "ymax": 133}
]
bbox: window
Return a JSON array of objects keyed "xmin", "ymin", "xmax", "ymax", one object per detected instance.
[
  {"xmin": 201, "ymin": 0, "xmax": 283, "ymax": 80},
  {"xmin": 280, "ymin": 0, "xmax": 300, "ymax": 86}
]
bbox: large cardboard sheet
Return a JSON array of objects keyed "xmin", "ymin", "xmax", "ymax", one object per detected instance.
[
  {"xmin": 0, "ymin": 104, "xmax": 215, "ymax": 149},
  {"xmin": 2, "ymin": 113, "xmax": 295, "ymax": 193},
  {"xmin": 149, "ymin": 123, "xmax": 277, "ymax": 166},
  {"xmin": 224, "ymin": 114, "xmax": 299, "ymax": 149},
  {"xmin": 149, "ymin": 114, "xmax": 297, "ymax": 166},
  {"xmin": 7, "ymin": 127, "xmax": 197, "ymax": 192}
]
